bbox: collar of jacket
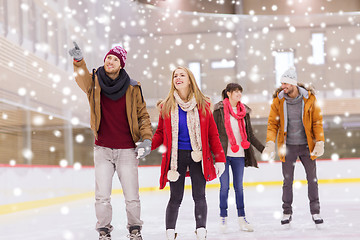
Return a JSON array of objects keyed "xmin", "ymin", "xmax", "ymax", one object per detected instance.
[
  {"xmin": 278, "ymin": 86, "xmax": 309, "ymax": 100},
  {"xmin": 129, "ymin": 78, "xmax": 138, "ymax": 86}
]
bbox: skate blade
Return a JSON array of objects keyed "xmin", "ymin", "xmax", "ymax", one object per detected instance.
[
  {"xmin": 240, "ymin": 227, "xmax": 254, "ymax": 232},
  {"xmin": 219, "ymin": 225, "xmax": 227, "ymax": 233},
  {"xmin": 281, "ymin": 223, "xmax": 291, "ymax": 229},
  {"xmin": 315, "ymin": 223, "xmax": 323, "ymax": 229}
]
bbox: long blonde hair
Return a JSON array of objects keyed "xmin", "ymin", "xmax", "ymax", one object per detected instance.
[{"xmin": 160, "ymin": 66, "xmax": 211, "ymax": 118}]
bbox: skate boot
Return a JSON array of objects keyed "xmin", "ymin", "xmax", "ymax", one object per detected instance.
[
  {"xmin": 128, "ymin": 226, "xmax": 143, "ymax": 240},
  {"xmin": 220, "ymin": 217, "xmax": 227, "ymax": 232},
  {"xmin": 195, "ymin": 227, "xmax": 207, "ymax": 240},
  {"xmin": 312, "ymin": 214, "xmax": 324, "ymax": 224},
  {"xmin": 281, "ymin": 214, "xmax": 292, "ymax": 225},
  {"xmin": 166, "ymin": 229, "xmax": 177, "ymax": 240},
  {"xmin": 238, "ymin": 216, "xmax": 254, "ymax": 232},
  {"xmin": 99, "ymin": 228, "xmax": 111, "ymax": 240}
]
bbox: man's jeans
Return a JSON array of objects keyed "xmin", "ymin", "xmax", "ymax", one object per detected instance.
[
  {"xmin": 219, "ymin": 156, "xmax": 246, "ymax": 217},
  {"xmin": 94, "ymin": 146, "xmax": 143, "ymax": 232},
  {"xmin": 282, "ymin": 144, "xmax": 320, "ymax": 215}
]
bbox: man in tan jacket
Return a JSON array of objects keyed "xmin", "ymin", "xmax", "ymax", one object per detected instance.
[
  {"xmin": 262, "ymin": 67, "xmax": 325, "ymax": 226},
  {"xmin": 69, "ymin": 42, "xmax": 152, "ymax": 240}
]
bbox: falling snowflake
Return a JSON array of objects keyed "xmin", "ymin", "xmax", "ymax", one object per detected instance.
[
  {"xmin": 13, "ymin": 188, "xmax": 22, "ymax": 196},
  {"xmin": 256, "ymin": 184, "xmax": 265, "ymax": 193},
  {"xmin": 75, "ymin": 134, "xmax": 84, "ymax": 143},
  {"xmin": 294, "ymin": 181, "xmax": 302, "ymax": 189},
  {"xmin": 331, "ymin": 153, "xmax": 340, "ymax": 161},
  {"xmin": 60, "ymin": 206, "xmax": 70, "ymax": 215},
  {"xmin": 22, "ymin": 149, "xmax": 33, "ymax": 160},
  {"xmin": 33, "ymin": 116, "xmax": 45, "ymax": 126},
  {"xmin": 53, "ymin": 130, "xmax": 62, "ymax": 138},
  {"xmin": 71, "ymin": 117, "xmax": 80, "ymax": 126},
  {"xmin": 73, "ymin": 162, "xmax": 82, "ymax": 170},
  {"xmin": 59, "ymin": 159, "xmax": 68, "ymax": 168},
  {"xmin": 17, "ymin": 88, "xmax": 27, "ymax": 96}
]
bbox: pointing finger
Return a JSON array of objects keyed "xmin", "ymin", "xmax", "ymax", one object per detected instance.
[{"xmin": 73, "ymin": 41, "xmax": 80, "ymax": 50}]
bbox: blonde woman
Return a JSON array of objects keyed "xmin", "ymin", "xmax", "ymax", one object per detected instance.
[{"xmin": 151, "ymin": 66, "xmax": 226, "ymax": 240}]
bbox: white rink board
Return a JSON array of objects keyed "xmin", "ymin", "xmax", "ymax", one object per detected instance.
[{"xmin": 1, "ymin": 159, "xmax": 359, "ymax": 205}]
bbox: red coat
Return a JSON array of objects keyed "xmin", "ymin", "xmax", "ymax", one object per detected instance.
[{"xmin": 152, "ymin": 106, "xmax": 226, "ymax": 189}]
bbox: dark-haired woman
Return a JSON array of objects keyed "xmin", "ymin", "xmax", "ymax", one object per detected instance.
[{"xmin": 213, "ymin": 83, "xmax": 264, "ymax": 232}]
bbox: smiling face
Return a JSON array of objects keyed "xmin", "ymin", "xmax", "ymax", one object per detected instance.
[
  {"xmin": 227, "ymin": 89, "xmax": 242, "ymax": 104},
  {"xmin": 281, "ymin": 82, "xmax": 297, "ymax": 95},
  {"xmin": 104, "ymin": 54, "xmax": 121, "ymax": 75},
  {"xmin": 173, "ymin": 68, "xmax": 190, "ymax": 93}
]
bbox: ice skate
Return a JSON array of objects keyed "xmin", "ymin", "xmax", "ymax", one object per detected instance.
[
  {"xmin": 219, "ymin": 216, "xmax": 227, "ymax": 233},
  {"xmin": 281, "ymin": 214, "xmax": 292, "ymax": 226},
  {"xmin": 312, "ymin": 214, "xmax": 324, "ymax": 229},
  {"xmin": 99, "ymin": 229, "xmax": 111, "ymax": 240},
  {"xmin": 127, "ymin": 226, "xmax": 143, "ymax": 240},
  {"xmin": 166, "ymin": 229, "xmax": 177, "ymax": 240},
  {"xmin": 195, "ymin": 227, "xmax": 207, "ymax": 240},
  {"xmin": 238, "ymin": 216, "xmax": 254, "ymax": 232}
]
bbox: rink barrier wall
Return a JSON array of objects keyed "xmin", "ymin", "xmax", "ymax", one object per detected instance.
[
  {"xmin": 1, "ymin": 158, "xmax": 360, "ymax": 215},
  {"xmin": 1, "ymin": 177, "xmax": 360, "ymax": 215}
]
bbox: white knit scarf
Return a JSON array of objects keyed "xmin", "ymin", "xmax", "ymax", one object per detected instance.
[{"xmin": 168, "ymin": 91, "xmax": 202, "ymax": 182}]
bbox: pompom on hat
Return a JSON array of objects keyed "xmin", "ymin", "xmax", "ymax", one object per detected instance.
[
  {"xmin": 280, "ymin": 67, "xmax": 297, "ymax": 85},
  {"xmin": 104, "ymin": 46, "xmax": 127, "ymax": 68}
]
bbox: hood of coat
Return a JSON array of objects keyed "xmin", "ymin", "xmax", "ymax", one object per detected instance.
[
  {"xmin": 272, "ymin": 82, "xmax": 316, "ymax": 100},
  {"xmin": 214, "ymin": 101, "xmax": 252, "ymax": 114}
]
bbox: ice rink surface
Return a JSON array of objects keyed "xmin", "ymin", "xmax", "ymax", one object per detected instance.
[{"xmin": 0, "ymin": 182, "xmax": 359, "ymax": 240}]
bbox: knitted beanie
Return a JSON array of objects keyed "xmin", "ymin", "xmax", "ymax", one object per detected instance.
[
  {"xmin": 280, "ymin": 67, "xmax": 297, "ymax": 85},
  {"xmin": 104, "ymin": 46, "xmax": 127, "ymax": 68}
]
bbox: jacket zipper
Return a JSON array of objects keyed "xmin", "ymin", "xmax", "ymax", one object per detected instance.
[
  {"xmin": 130, "ymin": 88, "xmax": 134, "ymax": 141},
  {"xmin": 92, "ymin": 69, "xmax": 98, "ymax": 139}
]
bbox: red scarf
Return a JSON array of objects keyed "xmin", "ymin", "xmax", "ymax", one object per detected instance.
[{"xmin": 223, "ymin": 98, "xmax": 250, "ymax": 152}]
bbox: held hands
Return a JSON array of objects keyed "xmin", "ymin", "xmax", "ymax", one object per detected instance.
[
  {"xmin": 215, "ymin": 162, "xmax": 225, "ymax": 178},
  {"xmin": 135, "ymin": 139, "xmax": 152, "ymax": 159},
  {"xmin": 311, "ymin": 141, "xmax": 324, "ymax": 157},
  {"xmin": 261, "ymin": 141, "xmax": 275, "ymax": 161},
  {"xmin": 68, "ymin": 41, "xmax": 83, "ymax": 61}
]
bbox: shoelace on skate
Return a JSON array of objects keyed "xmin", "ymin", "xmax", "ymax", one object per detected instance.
[{"xmin": 127, "ymin": 231, "xmax": 142, "ymax": 240}]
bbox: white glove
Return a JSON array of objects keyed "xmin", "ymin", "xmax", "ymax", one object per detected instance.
[
  {"xmin": 68, "ymin": 41, "xmax": 83, "ymax": 61},
  {"xmin": 215, "ymin": 162, "xmax": 225, "ymax": 178},
  {"xmin": 135, "ymin": 139, "xmax": 152, "ymax": 159},
  {"xmin": 311, "ymin": 141, "xmax": 324, "ymax": 157},
  {"xmin": 261, "ymin": 141, "xmax": 275, "ymax": 161}
]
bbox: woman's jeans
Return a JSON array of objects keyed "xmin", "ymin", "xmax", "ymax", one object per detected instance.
[
  {"xmin": 166, "ymin": 149, "xmax": 207, "ymax": 229},
  {"xmin": 219, "ymin": 156, "xmax": 245, "ymax": 217}
]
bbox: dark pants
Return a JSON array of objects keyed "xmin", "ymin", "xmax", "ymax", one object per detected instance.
[
  {"xmin": 282, "ymin": 144, "xmax": 320, "ymax": 215},
  {"xmin": 219, "ymin": 156, "xmax": 245, "ymax": 217},
  {"xmin": 166, "ymin": 149, "xmax": 207, "ymax": 230}
]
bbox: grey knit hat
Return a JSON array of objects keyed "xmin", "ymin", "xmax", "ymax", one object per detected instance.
[{"xmin": 280, "ymin": 67, "xmax": 297, "ymax": 85}]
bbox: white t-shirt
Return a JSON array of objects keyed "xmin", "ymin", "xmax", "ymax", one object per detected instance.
[{"xmin": 227, "ymin": 107, "xmax": 246, "ymax": 157}]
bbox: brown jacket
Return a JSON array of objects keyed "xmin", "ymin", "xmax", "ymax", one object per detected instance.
[
  {"xmin": 266, "ymin": 84, "xmax": 325, "ymax": 162},
  {"xmin": 73, "ymin": 59, "xmax": 152, "ymax": 142},
  {"xmin": 213, "ymin": 101, "xmax": 264, "ymax": 168}
]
